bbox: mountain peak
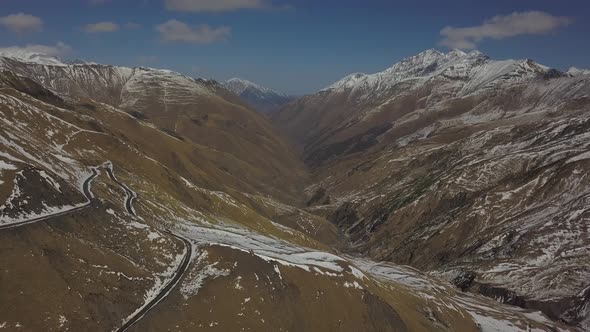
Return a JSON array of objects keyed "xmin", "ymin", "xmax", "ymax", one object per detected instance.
[
  {"xmin": 227, "ymin": 77, "xmax": 251, "ymax": 84},
  {"xmin": 322, "ymin": 48, "xmax": 561, "ymax": 97},
  {"xmin": 0, "ymin": 48, "xmax": 66, "ymax": 66},
  {"xmin": 324, "ymin": 49, "xmax": 486, "ymax": 92},
  {"xmin": 223, "ymin": 77, "xmax": 292, "ymax": 113},
  {"xmin": 224, "ymin": 77, "xmax": 273, "ymax": 95},
  {"xmin": 447, "ymin": 49, "xmax": 467, "ymax": 57},
  {"xmin": 403, "ymin": 48, "xmax": 488, "ymax": 63},
  {"xmin": 403, "ymin": 48, "xmax": 444, "ymax": 63},
  {"xmin": 417, "ymin": 48, "xmax": 443, "ymax": 56}
]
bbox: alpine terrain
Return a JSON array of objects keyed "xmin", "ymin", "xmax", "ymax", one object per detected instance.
[{"xmin": 0, "ymin": 46, "xmax": 587, "ymax": 332}]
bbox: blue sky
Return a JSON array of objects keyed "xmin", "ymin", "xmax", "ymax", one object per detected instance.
[{"xmin": 0, "ymin": 0, "xmax": 589, "ymax": 95}]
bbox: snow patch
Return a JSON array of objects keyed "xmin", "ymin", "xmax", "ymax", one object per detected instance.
[{"xmin": 180, "ymin": 251, "xmax": 230, "ymax": 299}]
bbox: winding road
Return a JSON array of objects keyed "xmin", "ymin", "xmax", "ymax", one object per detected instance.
[
  {"xmin": 104, "ymin": 163, "xmax": 194, "ymax": 332},
  {"xmin": 0, "ymin": 168, "xmax": 99, "ymax": 231},
  {"xmin": 117, "ymin": 231, "xmax": 193, "ymax": 332},
  {"xmin": 104, "ymin": 165, "xmax": 137, "ymax": 217},
  {"xmin": 0, "ymin": 162, "xmax": 193, "ymax": 331}
]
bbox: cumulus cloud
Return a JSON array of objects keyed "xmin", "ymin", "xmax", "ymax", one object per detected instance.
[
  {"xmin": 165, "ymin": 0, "xmax": 286, "ymax": 12},
  {"xmin": 84, "ymin": 21, "xmax": 120, "ymax": 33},
  {"xmin": 0, "ymin": 13, "xmax": 43, "ymax": 34},
  {"xmin": 0, "ymin": 42, "xmax": 72, "ymax": 57},
  {"xmin": 156, "ymin": 20, "xmax": 231, "ymax": 44},
  {"xmin": 439, "ymin": 11, "xmax": 573, "ymax": 49}
]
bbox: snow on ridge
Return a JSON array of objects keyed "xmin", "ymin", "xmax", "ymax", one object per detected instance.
[
  {"xmin": 224, "ymin": 77, "xmax": 288, "ymax": 99},
  {"xmin": 322, "ymin": 48, "xmax": 478, "ymax": 91},
  {"xmin": 0, "ymin": 51, "xmax": 216, "ymax": 95},
  {"xmin": 568, "ymin": 67, "xmax": 590, "ymax": 76},
  {"xmin": 320, "ymin": 48, "xmax": 554, "ymax": 95},
  {"xmin": 225, "ymin": 77, "xmax": 270, "ymax": 94},
  {"xmin": 0, "ymin": 49, "xmax": 66, "ymax": 66}
]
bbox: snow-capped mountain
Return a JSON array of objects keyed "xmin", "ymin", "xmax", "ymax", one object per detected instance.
[
  {"xmin": 274, "ymin": 49, "xmax": 590, "ymax": 330},
  {"xmin": 568, "ymin": 67, "xmax": 590, "ymax": 76},
  {"xmin": 322, "ymin": 49, "xmax": 558, "ymax": 98},
  {"xmin": 0, "ymin": 48, "xmax": 66, "ymax": 66},
  {"xmin": 224, "ymin": 77, "xmax": 292, "ymax": 113},
  {"xmin": 0, "ymin": 55, "xmax": 216, "ymax": 108},
  {"xmin": 276, "ymin": 49, "xmax": 577, "ymax": 150}
]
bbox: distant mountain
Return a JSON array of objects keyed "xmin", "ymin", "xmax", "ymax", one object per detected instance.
[
  {"xmin": 0, "ymin": 48, "xmax": 65, "ymax": 66},
  {"xmin": 223, "ymin": 77, "xmax": 293, "ymax": 113}
]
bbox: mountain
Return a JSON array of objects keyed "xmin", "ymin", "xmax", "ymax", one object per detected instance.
[
  {"xmin": 274, "ymin": 49, "xmax": 590, "ymax": 329},
  {"xmin": 569, "ymin": 67, "xmax": 590, "ymax": 76},
  {"xmin": 0, "ymin": 51, "xmax": 576, "ymax": 331},
  {"xmin": 0, "ymin": 48, "xmax": 66, "ymax": 66},
  {"xmin": 273, "ymin": 48, "xmax": 572, "ymax": 160},
  {"xmin": 224, "ymin": 77, "xmax": 293, "ymax": 113},
  {"xmin": 0, "ymin": 54, "xmax": 307, "ymax": 204}
]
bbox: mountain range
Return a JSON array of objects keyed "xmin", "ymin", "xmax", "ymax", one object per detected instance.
[
  {"xmin": 274, "ymin": 48, "xmax": 590, "ymax": 329},
  {"xmin": 0, "ymin": 48, "xmax": 588, "ymax": 331}
]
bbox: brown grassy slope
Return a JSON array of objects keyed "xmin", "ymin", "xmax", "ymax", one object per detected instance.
[{"xmin": 0, "ymin": 62, "xmax": 307, "ymax": 204}]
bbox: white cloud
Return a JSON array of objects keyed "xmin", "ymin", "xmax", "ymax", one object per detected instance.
[
  {"xmin": 0, "ymin": 13, "xmax": 43, "ymax": 34},
  {"xmin": 165, "ymin": 0, "xmax": 284, "ymax": 12},
  {"xmin": 84, "ymin": 21, "xmax": 120, "ymax": 33},
  {"xmin": 156, "ymin": 20, "xmax": 231, "ymax": 44},
  {"xmin": 439, "ymin": 11, "xmax": 573, "ymax": 49},
  {"xmin": 0, "ymin": 42, "xmax": 72, "ymax": 57}
]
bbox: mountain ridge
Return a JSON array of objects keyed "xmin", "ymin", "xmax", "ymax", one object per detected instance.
[
  {"xmin": 320, "ymin": 49, "xmax": 558, "ymax": 96},
  {"xmin": 0, "ymin": 48, "xmax": 67, "ymax": 66}
]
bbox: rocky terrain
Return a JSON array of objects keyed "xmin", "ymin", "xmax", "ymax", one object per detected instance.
[
  {"xmin": 275, "ymin": 49, "xmax": 590, "ymax": 330},
  {"xmin": 224, "ymin": 78, "xmax": 293, "ymax": 114},
  {"xmin": 0, "ymin": 49, "xmax": 586, "ymax": 331}
]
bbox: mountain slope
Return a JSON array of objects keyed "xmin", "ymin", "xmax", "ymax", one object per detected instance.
[
  {"xmin": 0, "ymin": 54, "xmax": 574, "ymax": 331},
  {"xmin": 224, "ymin": 77, "xmax": 293, "ymax": 113},
  {"xmin": 274, "ymin": 49, "xmax": 590, "ymax": 329},
  {"xmin": 0, "ymin": 56, "xmax": 305, "ymax": 204}
]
